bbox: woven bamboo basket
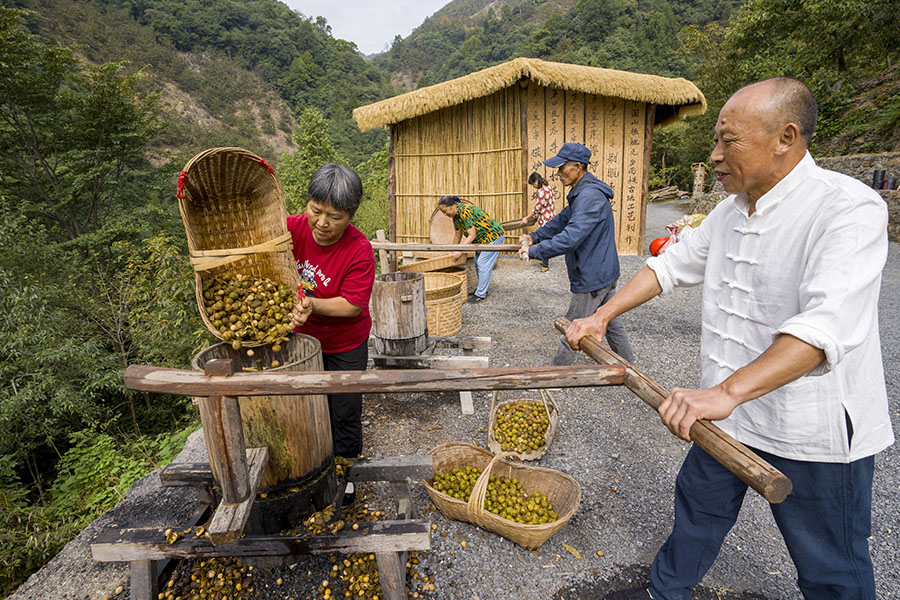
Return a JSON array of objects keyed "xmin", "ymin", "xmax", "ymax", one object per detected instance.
[
  {"xmin": 435, "ymin": 266, "xmax": 470, "ymax": 300},
  {"xmin": 488, "ymin": 389, "xmax": 559, "ymax": 460},
  {"xmin": 426, "ymin": 290, "xmax": 463, "ymax": 336},
  {"xmin": 398, "ymin": 253, "xmax": 467, "ymax": 273},
  {"xmin": 423, "ymin": 272, "xmax": 463, "ymax": 301},
  {"xmin": 424, "ymin": 442, "xmax": 581, "ymax": 549},
  {"xmin": 176, "ymin": 147, "xmax": 301, "ymax": 346}
]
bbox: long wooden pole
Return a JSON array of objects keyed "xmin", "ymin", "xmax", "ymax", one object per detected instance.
[
  {"xmin": 124, "ymin": 364, "xmax": 625, "ymax": 397},
  {"xmin": 370, "ymin": 241, "xmax": 523, "ymax": 253},
  {"xmin": 554, "ymin": 318, "xmax": 792, "ymax": 504}
]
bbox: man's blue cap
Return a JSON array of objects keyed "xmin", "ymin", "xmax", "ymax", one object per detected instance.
[{"xmin": 543, "ymin": 142, "xmax": 591, "ymax": 168}]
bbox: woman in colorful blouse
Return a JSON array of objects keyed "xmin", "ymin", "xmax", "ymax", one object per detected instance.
[
  {"xmin": 288, "ymin": 164, "xmax": 375, "ymax": 503},
  {"xmin": 519, "ymin": 172, "xmax": 558, "ymax": 272},
  {"xmin": 436, "ymin": 195, "xmax": 505, "ymax": 303}
]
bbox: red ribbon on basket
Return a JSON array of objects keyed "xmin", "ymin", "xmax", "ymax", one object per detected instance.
[
  {"xmin": 258, "ymin": 158, "xmax": 274, "ymax": 173},
  {"xmin": 175, "ymin": 171, "xmax": 189, "ymax": 199}
]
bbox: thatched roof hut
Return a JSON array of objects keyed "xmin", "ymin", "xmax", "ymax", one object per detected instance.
[{"xmin": 353, "ymin": 57, "xmax": 706, "ymax": 255}]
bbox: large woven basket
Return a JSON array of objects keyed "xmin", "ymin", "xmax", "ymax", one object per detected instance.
[
  {"xmin": 488, "ymin": 389, "xmax": 559, "ymax": 460},
  {"xmin": 426, "ymin": 290, "xmax": 463, "ymax": 336},
  {"xmin": 423, "ymin": 272, "xmax": 463, "ymax": 301},
  {"xmin": 435, "ymin": 266, "xmax": 471, "ymax": 299},
  {"xmin": 398, "ymin": 253, "xmax": 466, "ymax": 273},
  {"xmin": 424, "ymin": 442, "xmax": 581, "ymax": 549},
  {"xmin": 176, "ymin": 147, "xmax": 301, "ymax": 346}
]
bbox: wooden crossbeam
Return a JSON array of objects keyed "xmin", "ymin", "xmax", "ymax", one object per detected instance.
[
  {"xmin": 370, "ymin": 241, "xmax": 523, "ymax": 253},
  {"xmin": 429, "ymin": 336, "xmax": 492, "ymax": 350},
  {"xmin": 371, "ymin": 354, "xmax": 490, "ymax": 369},
  {"xmin": 348, "ymin": 456, "xmax": 433, "ymax": 483},
  {"xmin": 208, "ymin": 447, "xmax": 268, "ymax": 545},
  {"xmin": 124, "ymin": 365, "xmax": 625, "ymax": 397},
  {"xmin": 91, "ymin": 520, "xmax": 431, "ymax": 562},
  {"xmin": 160, "ymin": 456, "xmax": 434, "ymax": 488}
]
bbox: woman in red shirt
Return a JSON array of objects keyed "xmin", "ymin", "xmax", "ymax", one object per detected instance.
[
  {"xmin": 288, "ymin": 164, "xmax": 375, "ymax": 499},
  {"xmin": 519, "ymin": 172, "xmax": 557, "ymax": 272}
]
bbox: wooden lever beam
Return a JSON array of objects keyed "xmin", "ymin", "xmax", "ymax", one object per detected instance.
[
  {"xmin": 124, "ymin": 364, "xmax": 625, "ymax": 397},
  {"xmin": 554, "ymin": 317, "xmax": 792, "ymax": 504},
  {"xmin": 370, "ymin": 241, "xmax": 523, "ymax": 253}
]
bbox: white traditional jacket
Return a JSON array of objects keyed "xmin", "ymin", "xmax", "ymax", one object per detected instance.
[{"xmin": 648, "ymin": 152, "xmax": 893, "ymax": 462}]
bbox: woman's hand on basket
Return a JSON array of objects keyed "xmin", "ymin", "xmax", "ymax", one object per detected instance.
[{"xmin": 289, "ymin": 296, "xmax": 313, "ymax": 328}]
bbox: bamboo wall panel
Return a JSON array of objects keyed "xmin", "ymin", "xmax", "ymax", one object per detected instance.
[
  {"xmin": 585, "ymin": 94, "xmax": 605, "ymax": 182},
  {"xmin": 620, "ymin": 100, "xmax": 647, "ymax": 255},
  {"xmin": 393, "ymin": 89, "xmax": 524, "ymax": 243},
  {"xmin": 603, "ymin": 97, "xmax": 626, "ymax": 248},
  {"xmin": 544, "ymin": 88, "xmax": 566, "ymax": 215}
]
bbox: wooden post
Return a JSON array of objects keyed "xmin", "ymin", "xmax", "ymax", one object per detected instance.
[
  {"xmin": 388, "ymin": 129, "xmax": 398, "ymax": 272},
  {"xmin": 375, "ymin": 229, "xmax": 391, "ymax": 274},
  {"xmin": 130, "ymin": 560, "xmax": 158, "ymax": 600},
  {"xmin": 199, "ymin": 360, "xmax": 250, "ymax": 503},
  {"xmin": 554, "ymin": 317, "xmax": 792, "ymax": 503}
]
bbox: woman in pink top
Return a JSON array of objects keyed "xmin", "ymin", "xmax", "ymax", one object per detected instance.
[{"xmin": 519, "ymin": 172, "xmax": 557, "ymax": 271}]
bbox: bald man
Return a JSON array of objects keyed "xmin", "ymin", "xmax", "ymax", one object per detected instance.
[{"xmin": 570, "ymin": 78, "xmax": 892, "ymax": 599}]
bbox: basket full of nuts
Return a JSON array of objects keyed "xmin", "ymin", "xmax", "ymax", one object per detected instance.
[
  {"xmin": 176, "ymin": 147, "xmax": 301, "ymax": 348},
  {"xmin": 487, "ymin": 389, "xmax": 559, "ymax": 460},
  {"xmin": 424, "ymin": 442, "xmax": 581, "ymax": 550}
]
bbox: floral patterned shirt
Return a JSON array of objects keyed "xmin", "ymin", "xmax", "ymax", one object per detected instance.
[{"xmin": 532, "ymin": 185, "xmax": 557, "ymax": 227}]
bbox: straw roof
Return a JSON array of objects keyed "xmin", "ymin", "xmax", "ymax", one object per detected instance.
[{"xmin": 353, "ymin": 57, "xmax": 706, "ymax": 131}]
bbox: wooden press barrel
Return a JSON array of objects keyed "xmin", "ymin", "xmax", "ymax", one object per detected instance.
[
  {"xmin": 192, "ymin": 334, "xmax": 336, "ymax": 527},
  {"xmin": 371, "ymin": 271, "xmax": 428, "ymax": 355}
]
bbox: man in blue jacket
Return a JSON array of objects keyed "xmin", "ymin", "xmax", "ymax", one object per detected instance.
[{"xmin": 519, "ymin": 142, "xmax": 634, "ymax": 364}]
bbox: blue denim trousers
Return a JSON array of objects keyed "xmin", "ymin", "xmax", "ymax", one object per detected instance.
[
  {"xmin": 473, "ymin": 234, "xmax": 504, "ymax": 299},
  {"xmin": 649, "ymin": 444, "xmax": 876, "ymax": 600}
]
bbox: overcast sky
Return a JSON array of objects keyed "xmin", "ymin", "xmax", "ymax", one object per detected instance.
[{"xmin": 282, "ymin": 0, "xmax": 450, "ymax": 55}]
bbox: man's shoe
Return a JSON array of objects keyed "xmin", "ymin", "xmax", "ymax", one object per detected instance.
[
  {"xmin": 343, "ymin": 482, "xmax": 356, "ymax": 505},
  {"xmin": 467, "ymin": 295, "xmax": 485, "ymax": 303},
  {"xmin": 604, "ymin": 588, "xmax": 653, "ymax": 600},
  {"xmin": 540, "ymin": 265, "xmax": 549, "ymax": 272}
]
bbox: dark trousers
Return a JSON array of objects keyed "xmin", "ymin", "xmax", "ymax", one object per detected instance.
[
  {"xmin": 649, "ymin": 444, "xmax": 876, "ymax": 600},
  {"xmin": 551, "ymin": 283, "xmax": 634, "ymax": 365},
  {"xmin": 322, "ymin": 339, "xmax": 368, "ymax": 458}
]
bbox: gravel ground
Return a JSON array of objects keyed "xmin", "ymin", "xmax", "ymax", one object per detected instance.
[{"xmin": 11, "ymin": 201, "xmax": 900, "ymax": 600}]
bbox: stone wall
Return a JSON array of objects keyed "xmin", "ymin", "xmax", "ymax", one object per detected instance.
[{"xmin": 690, "ymin": 152, "xmax": 900, "ymax": 242}]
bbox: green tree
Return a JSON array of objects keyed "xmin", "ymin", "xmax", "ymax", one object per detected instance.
[
  {"xmin": 277, "ymin": 107, "xmax": 340, "ymax": 214},
  {"xmin": 0, "ymin": 9, "xmax": 162, "ymax": 244}
]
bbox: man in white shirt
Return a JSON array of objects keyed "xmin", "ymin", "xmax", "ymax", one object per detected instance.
[{"xmin": 567, "ymin": 77, "xmax": 892, "ymax": 600}]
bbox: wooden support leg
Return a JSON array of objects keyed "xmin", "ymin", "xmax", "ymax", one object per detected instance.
[
  {"xmin": 390, "ymin": 478, "xmax": 417, "ymax": 568},
  {"xmin": 375, "ymin": 551, "xmax": 406, "ymax": 600},
  {"xmin": 459, "ymin": 345, "xmax": 477, "ymax": 414},
  {"xmin": 130, "ymin": 560, "xmax": 158, "ymax": 600}
]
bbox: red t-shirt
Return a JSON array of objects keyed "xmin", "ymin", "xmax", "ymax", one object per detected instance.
[{"xmin": 287, "ymin": 214, "xmax": 375, "ymax": 354}]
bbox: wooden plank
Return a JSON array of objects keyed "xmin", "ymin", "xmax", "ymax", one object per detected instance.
[
  {"xmin": 375, "ymin": 551, "xmax": 406, "ymax": 600},
  {"xmin": 130, "ymin": 560, "xmax": 158, "ymax": 600},
  {"xmin": 430, "ymin": 336, "xmax": 492, "ymax": 351},
  {"xmin": 458, "ymin": 391, "xmax": 474, "ymax": 415},
  {"xmin": 159, "ymin": 463, "xmax": 216, "ymax": 487},
  {"xmin": 124, "ymin": 364, "xmax": 625, "ymax": 396},
  {"xmin": 91, "ymin": 520, "xmax": 431, "ymax": 561},
  {"xmin": 553, "ymin": 317, "xmax": 793, "ymax": 504},
  {"xmin": 349, "ymin": 456, "xmax": 434, "ymax": 482},
  {"xmin": 371, "ymin": 241, "xmax": 523, "ymax": 253},
  {"xmin": 208, "ymin": 447, "xmax": 268, "ymax": 545}
]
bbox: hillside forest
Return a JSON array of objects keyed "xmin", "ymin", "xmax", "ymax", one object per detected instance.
[{"xmin": 1, "ymin": 0, "xmax": 898, "ymax": 594}]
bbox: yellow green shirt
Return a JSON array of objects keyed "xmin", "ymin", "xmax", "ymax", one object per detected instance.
[{"xmin": 452, "ymin": 203, "xmax": 504, "ymax": 244}]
